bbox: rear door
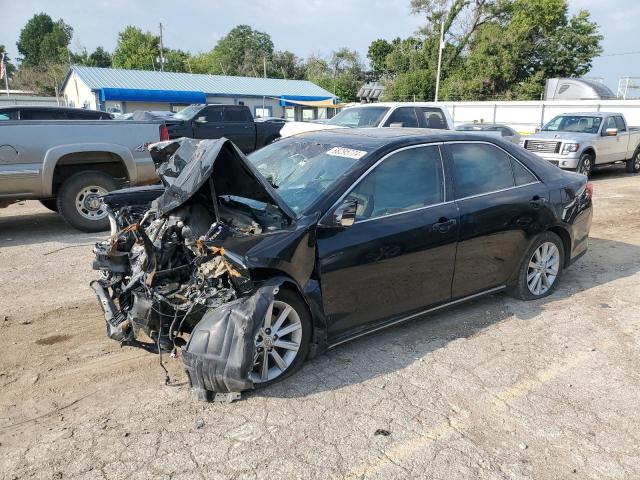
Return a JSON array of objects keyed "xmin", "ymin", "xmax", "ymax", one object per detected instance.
[
  {"xmin": 222, "ymin": 106, "xmax": 255, "ymax": 152},
  {"xmin": 443, "ymin": 141, "xmax": 551, "ymax": 298},
  {"xmin": 317, "ymin": 144, "xmax": 459, "ymax": 342}
]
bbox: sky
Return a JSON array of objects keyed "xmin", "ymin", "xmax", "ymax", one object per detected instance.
[{"xmin": 1, "ymin": 0, "xmax": 639, "ymax": 94}]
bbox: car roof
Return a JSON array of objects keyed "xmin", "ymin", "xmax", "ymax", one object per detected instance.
[
  {"xmin": 551, "ymin": 112, "xmax": 622, "ymax": 117},
  {"xmin": 343, "ymin": 102, "xmax": 444, "ymax": 108},
  {"xmin": 290, "ymin": 127, "xmax": 501, "ymax": 150}
]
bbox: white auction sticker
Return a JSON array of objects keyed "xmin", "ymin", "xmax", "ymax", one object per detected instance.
[{"xmin": 326, "ymin": 147, "xmax": 368, "ymax": 160}]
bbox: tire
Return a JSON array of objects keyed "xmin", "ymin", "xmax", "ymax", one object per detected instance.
[
  {"xmin": 509, "ymin": 231, "xmax": 565, "ymax": 301},
  {"xmin": 250, "ymin": 287, "xmax": 312, "ymax": 388},
  {"xmin": 39, "ymin": 199, "xmax": 58, "ymax": 212},
  {"xmin": 56, "ymin": 171, "xmax": 117, "ymax": 232},
  {"xmin": 576, "ymin": 153, "xmax": 593, "ymax": 176},
  {"xmin": 626, "ymin": 150, "xmax": 640, "ymax": 174}
]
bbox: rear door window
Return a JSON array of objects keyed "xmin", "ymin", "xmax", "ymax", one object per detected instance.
[
  {"xmin": 348, "ymin": 145, "xmax": 444, "ymax": 220},
  {"xmin": 383, "ymin": 107, "xmax": 419, "ymax": 128},
  {"xmin": 449, "ymin": 143, "xmax": 516, "ymax": 198},
  {"xmin": 419, "ymin": 108, "xmax": 448, "ymax": 129},
  {"xmin": 224, "ymin": 106, "xmax": 252, "ymax": 122}
]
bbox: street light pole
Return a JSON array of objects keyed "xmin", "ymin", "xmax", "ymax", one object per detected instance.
[
  {"xmin": 159, "ymin": 23, "xmax": 165, "ymax": 72},
  {"xmin": 434, "ymin": 19, "xmax": 445, "ymax": 102}
]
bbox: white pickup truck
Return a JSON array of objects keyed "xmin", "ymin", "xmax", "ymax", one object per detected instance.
[
  {"xmin": 0, "ymin": 120, "xmax": 166, "ymax": 231},
  {"xmin": 521, "ymin": 112, "xmax": 640, "ymax": 175},
  {"xmin": 279, "ymin": 102, "xmax": 453, "ymax": 138}
]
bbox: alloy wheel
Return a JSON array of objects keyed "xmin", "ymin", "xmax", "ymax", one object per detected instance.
[
  {"xmin": 635, "ymin": 152, "xmax": 640, "ymax": 171},
  {"xmin": 578, "ymin": 157, "xmax": 591, "ymax": 176},
  {"xmin": 527, "ymin": 242, "xmax": 560, "ymax": 296},
  {"xmin": 75, "ymin": 185, "xmax": 108, "ymax": 220},
  {"xmin": 250, "ymin": 299, "xmax": 303, "ymax": 383}
]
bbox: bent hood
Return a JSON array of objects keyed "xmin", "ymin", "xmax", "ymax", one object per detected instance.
[
  {"xmin": 279, "ymin": 121, "xmax": 346, "ymax": 139},
  {"xmin": 148, "ymin": 137, "xmax": 295, "ymax": 220}
]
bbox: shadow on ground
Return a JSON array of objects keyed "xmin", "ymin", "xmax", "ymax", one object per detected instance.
[{"xmin": 256, "ymin": 236, "xmax": 640, "ymax": 399}]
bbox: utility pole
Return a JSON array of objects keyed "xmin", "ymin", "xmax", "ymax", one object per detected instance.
[
  {"xmin": 159, "ymin": 22, "xmax": 165, "ymax": 72},
  {"xmin": 263, "ymin": 56, "xmax": 267, "ymax": 78},
  {"xmin": 434, "ymin": 19, "xmax": 445, "ymax": 102},
  {"xmin": 1, "ymin": 53, "xmax": 9, "ymax": 96}
]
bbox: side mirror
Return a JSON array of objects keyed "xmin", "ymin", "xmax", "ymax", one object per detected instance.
[
  {"xmin": 194, "ymin": 116, "xmax": 207, "ymax": 124},
  {"xmin": 604, "ymin": 127, "xmax": 618, "ymax": 137},
  {"xmin": 389, "ymin": 122, "xmax": 404, "ymax": 128},
  {"xmin": 331, "ymin": 199, "xmax": 357, "ymax": 227}
]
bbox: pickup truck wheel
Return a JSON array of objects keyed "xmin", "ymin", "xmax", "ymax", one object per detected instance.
[
  {"xmin": 39, "ymin": 199, "xmax": 58, "ymax": 212},
  {"xmin": 56, "ymin": 171, "xmax": 117, "ymax": 232},
  {"xmin": 626, "ymin": 150, "xmax": 640, "ymax": 173},
  {"xmin": 576, "ymin": 153, "xmax": 593, "ymax": 176}
]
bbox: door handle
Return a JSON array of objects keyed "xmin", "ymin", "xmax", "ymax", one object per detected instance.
[
  {"xmin": 432, "ymin": 217, "xmax": 457, "ymax": 233},
  {"xmin": 529, "ymin": 195, "xmax": 547, "ymax": 209}
]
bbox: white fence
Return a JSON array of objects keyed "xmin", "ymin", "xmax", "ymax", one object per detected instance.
[{"xmin": 439, "ymin": 100, "xmax": 640, "ymax": 134}]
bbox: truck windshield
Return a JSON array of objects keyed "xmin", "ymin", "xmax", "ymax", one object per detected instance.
[
  {"xmin": 173, "ymin": 105, "xmax": 202, "ymax": 121},
  {"xmin": 248, "ymin": 138, "xmax": 368, "ymax": 216},
  {"xmin": 327, "ymin": 107, "xmax": 389, "ymax": 128},
  {"xmin": 542, "ymin": 115, "xmax": 602, "ymax": 134}
]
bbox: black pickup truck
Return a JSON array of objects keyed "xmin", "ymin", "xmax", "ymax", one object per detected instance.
[{"xmin": 165, "ymin": 104, "xmax": 284, "ymax": 153}]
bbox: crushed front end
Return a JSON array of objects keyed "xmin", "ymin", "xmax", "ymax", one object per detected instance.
[{"xmin": 91, "ymin": 138, "xmax": 293, "ymax": 400}]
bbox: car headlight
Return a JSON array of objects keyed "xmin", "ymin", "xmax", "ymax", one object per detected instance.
[{"xmin": 561, "ymin": 143, "xmax": 579, "ymax": 155}]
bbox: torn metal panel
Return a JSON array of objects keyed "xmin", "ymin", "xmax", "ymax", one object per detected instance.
[{"xmin": 182, "ymin": 282, "xmax": 281, "ymax": 399}]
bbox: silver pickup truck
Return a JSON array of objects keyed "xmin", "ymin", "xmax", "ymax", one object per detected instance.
[
  {"xmin": 521, "ymin": 112, "xmax": 640, "ymax": 175},
  {"xmin": 0, "ymin": 120, "xmax": 165, "ymax": 231}
]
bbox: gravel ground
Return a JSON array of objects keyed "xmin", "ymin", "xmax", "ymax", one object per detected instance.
[{"xmin": 1, "ymin": 167, "xmax": 639, "ymax": 480}]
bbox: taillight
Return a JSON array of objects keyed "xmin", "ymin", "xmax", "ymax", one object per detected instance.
[
  {"xmin": 585, "ymin": 181, "xmax": 593, "ymax": 199},
  {"xmin": 159, "ymin": 124, "xmax": 169, "ymax": 141}
]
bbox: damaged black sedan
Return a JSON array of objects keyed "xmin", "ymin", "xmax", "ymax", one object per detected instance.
[{"xmin": 91, "ymin": 129, "xmax": 592, "ymax": 400}]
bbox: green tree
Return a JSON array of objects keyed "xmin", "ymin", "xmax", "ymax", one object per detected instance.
[
  {"xmin": 17, "ymin": 13, "xmax": 73, "ymax": 67},
  {"xmin": 268, "ymin": 50, "xmax": 306, "ymax": 79},
  {"xmin": 193, "ymin": 25, "xmax": 274, "ymax": 76},
  {"xmin": 367, "ymin": 39, "xmax": 394, "ymax": 77},
  {"xmin": 112, "ymin": 26, "xmax": 160, "ymax": 70},
  {"xmin": 306, "ymin": 48, "xmax": 365, "ymax": 101},
  {"xmin": 87, "ymin": 47, "xmax": 112, "ymax": 68},
  {"xmin": 0, "ymin": 45, "xmax": 17, "ymax": 79}
]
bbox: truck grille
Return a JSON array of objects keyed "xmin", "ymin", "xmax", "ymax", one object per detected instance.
[{"xmin": 524, "ymin": 140, "xmax": 561, "ymax": 154}]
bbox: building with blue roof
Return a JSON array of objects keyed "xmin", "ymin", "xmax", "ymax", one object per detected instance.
[{"xmin": 61, "ymin": 65, "xmax": 336, "ymax": 121}]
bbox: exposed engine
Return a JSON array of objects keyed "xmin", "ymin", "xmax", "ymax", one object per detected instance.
[{"xmin": 90, "ymin": 138, "xmax": 291, "ymax": 398}]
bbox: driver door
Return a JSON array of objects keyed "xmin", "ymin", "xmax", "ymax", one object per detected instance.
[{"xmin": 316, "ymin": 144, "xmax": 459, "ymax": 343}]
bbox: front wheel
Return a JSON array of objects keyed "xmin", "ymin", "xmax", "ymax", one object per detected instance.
[
  {"xmin": 250, "ymin": 287, "xmax": 311, "ymax": 387},
  {"xmin": 626, "ymin": 150, "xmax": 640, "ymax": 174},
  {"xmin": 509, "ymin": 232, "xmax": 565, "ymax": 300},
  {"xmin": 56, "ymin": 171, "xmax": 117, "ymax": 232},
  {"xmin": 576, "ymin": 153, "xmax": 593, "ymax": 176}
]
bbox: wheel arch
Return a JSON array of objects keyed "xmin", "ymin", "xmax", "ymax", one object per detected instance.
[
  {"xmin": 582, "ymin": 147, "xmax": 596, "ymax": 161},
  {"xmin": 42, "ymin": 144, "xmax": 136, "ymax": 197},
  {"xmin": 547, "ymin": 225, "xmax": 572, "ymax": 268}
]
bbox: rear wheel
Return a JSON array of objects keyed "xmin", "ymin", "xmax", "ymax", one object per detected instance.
[
  {"xmin": 250, "ymin": 287, "xmax": 311, "ymax": 387},
  {"xmin": 39, "ymin": 199, "xmax": 58, "ymax": 212},
  {"xmin": 626, "ymin": 150, "xmax": 640, "ymax": 173},
  {"xmin": 576, "ymin": 153, "xmax": 593, "ymax": 176},
  {"xmin": 510, "ymin": 231, "xmax": 564, "ymax": 300},
  {"xmin": 56, "ymin": 171, "xmax": 117, "ymax": 232}
]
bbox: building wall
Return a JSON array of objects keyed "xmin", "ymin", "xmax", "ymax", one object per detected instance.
[
  {"xmin": 62, "ymin": 71, "xmax": 97, "ymax": 109},
  {"xmin": 440, "ymin": 99, "xmax": 640, "ymax": 134}
]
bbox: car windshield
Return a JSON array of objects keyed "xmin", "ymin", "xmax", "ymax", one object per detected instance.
[
  {"xmin": 542, "ymin": 115, "xmax": 602, "ymax": 134},
  {"xmin": 173, "ymin": 106, "xmax": 202, "ymax": 121},
  {"xmin": 327, "ymin": 106, "xmax": 389, "ymax": 128},
  {"xmin": 248, "ymin": 139, "xmax": 368, "ymax": 216}
]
